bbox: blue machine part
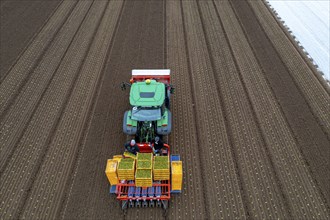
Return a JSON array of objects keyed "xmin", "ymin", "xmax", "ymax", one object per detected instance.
[
  {"xmin": 128, "ymin": 187, "xmax": 135, "ymax": 198},
  {"xmin": 170, "ymin": 154, "xmax": 180, "ymax": 162},
  {"xmin": 128, "ymin": 181, "xmax": 135, "ymax": 198},
  {"xmin": 148, "ymin": 186, "xmax": 155, "ymax": 197},
  {"xmin": 135, "ymin": 187, "xmax": 141, "ymax": 198},
  {"xmin": 171, "ymin": 190, "xmax": 182, "ymax": 194},
  {"xmin": 155, "ymin": 184, "xmax": 161, "ymax": 197},
  {"xmin": 141, "ymin": 188, "xmax": 148, "ymax": 197},
  {"xmin": 109, "ymin": 185, "xmax": 117, "ymax": 194}
]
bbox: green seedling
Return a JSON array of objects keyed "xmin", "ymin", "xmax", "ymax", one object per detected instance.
[
  {"xmin": 124, "ymin": 152, "xmax": 136, "ymax": 159},
  {"xmin": 135, "ymin": 169, "xmax": 152, "ymax": 179},
  {"xmin": 118, "ymin": 160, "xmax": 134, "ymax": 170},
  {"xmin": 137, "ymin": 161, "xmax": 152, "ymax": 169},
  {"xmin": 154, "ymin": 161, "xmax": 169, "ymax": 169},
  {"xmin": 137, "ymin": 153, "xmax": 152, "ymax": 161},
  {"xmin": 154, "ymin": 156, "xmax": 169, "ymax": 163}
]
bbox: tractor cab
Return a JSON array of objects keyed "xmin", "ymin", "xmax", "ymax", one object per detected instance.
[{"xmin": 129, "ymin": 79, "xmax": 165, "ymax": 121}]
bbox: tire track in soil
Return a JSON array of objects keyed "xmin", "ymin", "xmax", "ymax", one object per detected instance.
[
  {"xmin": 61, "ymin": 1, "xmax": 165, "ymax": 219},
  {"xmin": 248, "ymin": 1, "xmax": 330, "ymax": 135},
  {"xmin": 0, "ymin": 0, "xmax": 77, "ymax": 116},
  {"xmin": 166, "ymin": 1, "xmax": 206, "ymax": 219},
  {"xmin": 0, "ymin": 1, "xmax": 99, "ymax": 219},
  {"xmin": 59, "ymin": 1, "xmax": 125, "ymax": 219},
  {"xmin": 20, "ymin": 1, "xmax": 124, "ymax": 218},
  {"xmin": 231, "ymin": 0, "xmax": 330, "ymax": 207},
  {"xmin": 0, "ymin": 0, "xmax": 87, "ymax": 172},
  {"xmin": 214, "ymin": 0, "xmax": 329, "ymax": 218},
  {"xmin": 180, "ymin": 1, "xmax": 246, "ymax": 219},
  {"xmin": 0, "ymin": 0, "xmax": 63, "ymax": 78},
  {"xmin": 197, "ymin": 1, "xmax": 290, "ymax": 218}
]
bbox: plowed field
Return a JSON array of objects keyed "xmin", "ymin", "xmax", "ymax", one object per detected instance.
[{"xmin": 1, "ymin": 0, "xmax": 329, "ymax": 219}]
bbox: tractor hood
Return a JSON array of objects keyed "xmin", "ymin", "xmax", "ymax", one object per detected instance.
[{"xmin": 129, "ymin": 80, "xmax": 165, "ymax": 107}]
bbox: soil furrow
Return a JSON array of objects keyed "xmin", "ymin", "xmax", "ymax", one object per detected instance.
[
  {"xmin": 166, "ymin": 1, "xmax": 206, "ymax": 219},
  {"xmin": 0, "ymin": 1, "xmax": 91, "ymax": 173},
  {"xmin": 0, "ymin": 0, "xmax": 91, "ymax": 171},
  {"xmin": 61, "ymin": 0, "xmax": 164, "ymax": 219},
  {"xmin": 0, "ymin": 1, "xmax": 99, "ymax": 219},
  {"xmin": 0, "ymin": 0, "xmax": 77, "ymax": 115},
  {"xmin": 215, "ymin": 0, "xmax": 329, "ymax": 218},
  {"xmin": 197, "ymin": 0, "xmax": 290, "ymax": 218},
  {"xmin": 0, "ymin": 0, "xmax": 63, "ymax": 78},
  {"xmin": 248, "ymin": 1, "xmax": 330, "ymax": 135},
  {"xmin": 59, "ymin": 1, "xmax": 125, "ymax": 219},
  {"xmin": 20, "ymin": 1, "xmax": 124, "ymax": 218},
  {"xmin": 180, "ymin": 1, "xmax": 246, "ymax": 219},
  {"xmin": 232, "ymin": 0, "xmax": 330, "ymax": 207},
  {"xmin": 180, "ymin": 2, "xmax": 212, "ymax": 218}
]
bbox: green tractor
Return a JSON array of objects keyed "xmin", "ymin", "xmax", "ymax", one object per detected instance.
[{"xmin": 121, "ymin": 70, "xmax": 174, "ymax": 143}]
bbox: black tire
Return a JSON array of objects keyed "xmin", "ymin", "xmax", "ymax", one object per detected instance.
[
  {"xmin": 142, "ymin": 201, "xmax": 148, "ymax": 208},
  {"xmin": 135, "ymin": 201, "xmax": 141, "ymax": 208},
  {"xmin": 123, "ymin": 111, "xmax": 137, "ymax": 135},
  {"xmin": 157, "ymin": 110, "xmax": 172, "ymax": 135},
  {"xmin": 165, "ymin": 97, "xmax": 170, "ymax": 109}
]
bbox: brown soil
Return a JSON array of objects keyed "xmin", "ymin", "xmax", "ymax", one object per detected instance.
[
  {"xmin": 0, "ymin": 0, "xmax": 329, "ymax": 219},
  {"xmin": 230, "ymin": 0, "xmax": 330, "ymax": 206},
  {"xmin": 0, "ymin": 0, "xmax": 62, "ymax": 79}
]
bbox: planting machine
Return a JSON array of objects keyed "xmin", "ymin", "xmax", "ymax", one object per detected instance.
[{"xmin": 105, "ymin": 70, "xmax": 183, "ymax": 214}]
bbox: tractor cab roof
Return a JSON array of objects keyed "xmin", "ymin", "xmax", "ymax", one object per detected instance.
[{"xmin": 129, "ymin": 79, "xmax": 165, "ymax": 107}]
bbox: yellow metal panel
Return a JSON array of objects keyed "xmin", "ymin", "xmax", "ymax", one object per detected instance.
[
  {"xmin": 171, "ymin": 161, "xmax": 182, "ymax": 190},
  {"xmin": 112, "ymin": 155, "xmax": 123, "ymax": 163},
  {"xmin": 105, "ymin": 159, "xmax": 119, "ymax": 185},
  {"xmin": 171, "ymin": 161, "xmax": 182, "ymax": 174}
]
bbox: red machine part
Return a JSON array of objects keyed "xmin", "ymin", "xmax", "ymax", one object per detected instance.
[
  {"xmin": 116, "ymin": 143, "xmax": 171, "ymax": 201},
  {"xmin": 131, "ymin": 75, "xmax": 170, "ymax": 85},
  {"xmin": 116, "ymin": 180, "xmax": 171, "ymax": 201},
  {"xmin": 137, "ymin": 143, "xmax": 170, "ymax": 153}
]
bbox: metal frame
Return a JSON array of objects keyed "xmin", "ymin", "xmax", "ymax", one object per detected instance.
[{"xmin": 116, "ymin": 180, "xmax": 171, "ymax": 201}]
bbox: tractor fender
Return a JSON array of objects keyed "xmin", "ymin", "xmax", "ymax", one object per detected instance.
[
  {"xmin": 157, "ymin": 110, "xmax": 172, "ymax": 135},
  {"xmin": 123, "ymin": 111, "xmax": 137, "ymax": 135},
  {"xmin": 165, "ymin": 89, "xmax": 171, "ymax": 109}
]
